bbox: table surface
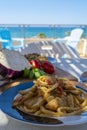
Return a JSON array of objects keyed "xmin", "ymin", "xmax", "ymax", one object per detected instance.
[{"xmin": 0, "ymin": 114, "xmax": 87, "ymax": 130}]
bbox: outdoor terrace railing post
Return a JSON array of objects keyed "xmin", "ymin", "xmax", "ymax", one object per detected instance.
[
  {"xmin": 53, "ymin": 25, "xmax": 57, "ymax": 39},
  {"xmin": 23, "ymin": 25, "xmax": 26, "ymax": 45}
]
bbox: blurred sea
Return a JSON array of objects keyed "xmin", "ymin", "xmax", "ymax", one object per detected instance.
[{"xmin": 0, "ymin": 25, "xmax": 87, "ymax": 38}]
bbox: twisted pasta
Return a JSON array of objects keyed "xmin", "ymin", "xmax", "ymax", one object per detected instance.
[{"xmin": 13, "ymin": 75, "xmax": 87, "ymax": 117}]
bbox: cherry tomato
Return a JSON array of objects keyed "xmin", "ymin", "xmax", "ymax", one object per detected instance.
[
  {"xmin": 29, "ymin": 60, "xmax": 40, "ymax": 68},
  {"xmin": 41, "ymin": 61, "xmax": 55, "ymax": 74},
  {"xmin": 58, "ymin": 86, "xmax": 63, "ymax": 92}
]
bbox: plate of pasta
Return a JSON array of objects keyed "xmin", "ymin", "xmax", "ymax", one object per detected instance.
[{"xmin": 0, "ymin": 75, "xmax": 87, "ymax": 126}]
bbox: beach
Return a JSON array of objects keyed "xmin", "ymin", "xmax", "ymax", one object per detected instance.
[{"xmin": 77, "ymin": 38, "xmax": 87, "ymax": 58}]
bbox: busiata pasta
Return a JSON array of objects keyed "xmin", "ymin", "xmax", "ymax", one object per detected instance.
[{"xmin": 13, "ymin": 75, "xmax": 87, "ymax": 117}]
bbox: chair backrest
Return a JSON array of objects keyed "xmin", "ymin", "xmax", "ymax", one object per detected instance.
[
  {"xmin": 0, "ymin": 29, "xmax": 11, "ymax": 40},
  {"xmin": 64, "ymin": 28, "xmax": 83, "ymax": 50},
  {"xmin": 0, "ymin": 29, "xmax": 12, "ymax": 49},
  {"xmin": 70, "ymin": 28, "xmax": 83, "ymax": 41}
]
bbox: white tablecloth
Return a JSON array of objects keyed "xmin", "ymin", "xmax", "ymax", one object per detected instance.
[{"xmin": 0, "ymin": 110, "xmax": 87, "ymax": 130}]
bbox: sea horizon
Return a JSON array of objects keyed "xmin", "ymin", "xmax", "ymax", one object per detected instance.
[{"xmin": 0, "ymin": 24, "xmax": 87, "ymax": 39}]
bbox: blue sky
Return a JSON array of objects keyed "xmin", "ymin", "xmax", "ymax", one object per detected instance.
[{"xmin": 0, "ymin": 0, "xmax": 86, "ymax": 24}]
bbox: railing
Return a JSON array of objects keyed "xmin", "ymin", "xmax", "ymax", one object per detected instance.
[{"xmin": 0, "ymin": 24, "xmax": 87, "ymax": 39}]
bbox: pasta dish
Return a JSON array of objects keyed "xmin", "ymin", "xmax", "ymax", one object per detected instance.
[{"xmin": 13, "ymin": 75, "xmax": 87, "ymax": 117}]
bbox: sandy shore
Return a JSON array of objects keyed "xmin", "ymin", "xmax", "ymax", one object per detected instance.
[{"xmin": 77, "ymin": 38, "xmax": 87, "ymax": 58}]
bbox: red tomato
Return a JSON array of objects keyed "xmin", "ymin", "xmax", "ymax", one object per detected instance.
[
  {"xmin": 29, "ymin": 60, "xmax": 40, "ymax": 68},
  {"xmin": 58, "ymin": 86, "xmax": 63, "ymax": 92},
  {"xmin": 41, "ymin": 61, "xmax": 55, "ymax": 74}
]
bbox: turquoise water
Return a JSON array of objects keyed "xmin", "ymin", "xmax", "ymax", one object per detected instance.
[{"xmin": 0, "ymin": 25, "xmax": 87, "ymax": 38}]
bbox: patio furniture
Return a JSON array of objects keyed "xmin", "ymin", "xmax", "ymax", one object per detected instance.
[
  {"xmin": 0, "ymin": 29, "xmax": 25, "ymax": 51},
  {"xmin": 20, "ymin": 40, "xmax": 80, "ymax": 59},
  {"xmin": 54, "ymin": 58, "xmax": 87, "ymax": 82},
  {"xmin": 54, "ymin": 28, "xmax": 84, "ymax": 50},
  {"xmin": 53, "ymin": 40, "xmax": 87, "ymax": 82}
]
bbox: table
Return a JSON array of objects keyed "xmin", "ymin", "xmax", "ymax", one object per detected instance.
[{"xmin": 0, "ymin": 114, "xmax": 87, "ymax": 130}]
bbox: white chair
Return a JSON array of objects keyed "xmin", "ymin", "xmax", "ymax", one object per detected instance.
[
  {"xmin": 20, "ymin": 41, "xmax": 80, "ymax": 58},
  {"xmin": 53, "ymin": 34, "xmax": 87, "ymax": 82},
  {"xmin": 44, "ymin": 40, "xmax": 87, "ymax": 82},
  {"xmin": 51, "ymin": 43, "xmax": 87, "ymax": 82},
  {"xmin": 54, "ymin": 28, "xmax": 84, "ymax": 50},
  {"xmin": 54, "ymin": 58, "xmax": 87, "ymax": 82}
]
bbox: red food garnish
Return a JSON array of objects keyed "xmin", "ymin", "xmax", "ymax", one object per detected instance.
[
  {"xmin": 47, "ymin": 80, "xmax": 53, "ymax": 85},
  {"xmin": 58, "ymin": 86, "xmax": 63, "ymax": 92},
  {"xmin": 41, "ymin": 61, "xmax": 55, "ymax": 74},
  {"xmin": 29, "ymin": 60, "xmax": 40, "ymax": 68}
]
